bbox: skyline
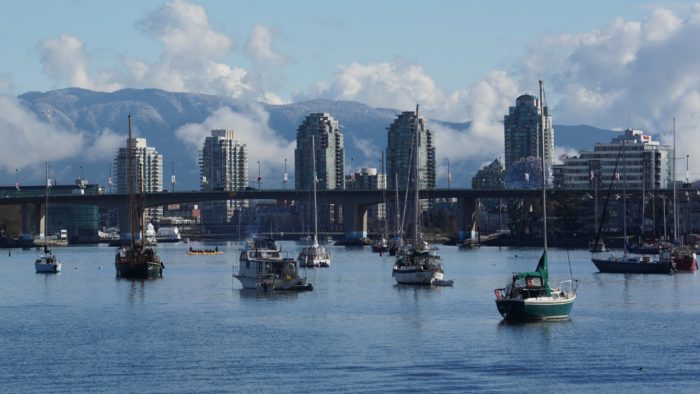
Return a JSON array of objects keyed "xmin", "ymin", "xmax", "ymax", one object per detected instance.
[{"xmin": 3, "ymin": 0, "xmax": 700, "ymax": 183}]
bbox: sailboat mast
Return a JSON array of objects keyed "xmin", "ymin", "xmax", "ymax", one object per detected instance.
[
  {"xmin": 44, "ymin": 162, "xmax": 49, "ymax": 250},
  {"xmin": 382, "ymin": 151, "xmax": 388, "ymax": 238},
  {"xmin": 312, "ymin": 135, "xmax": 319, "ymax": 246},
  {"xmin": 673, "ymin": 118, "xmax": 678, "ymax": 243},
  {"xmin": 539, "ymin": 81, "xmax": 548, "ymax": 252},
  {"xmin": 395, "ymin": 175, "xmax": 400, "ymax": 244},
  {"xmin": 128, "ymin": 115, "xmax": 136, "ymax": 251},
  {"xmin": 414, "ymin": 104, "xmax": 420, "ymax": 248},
  {"xmin": 623, "ymin": 139, "xmax": 627, "ymax": 248}
]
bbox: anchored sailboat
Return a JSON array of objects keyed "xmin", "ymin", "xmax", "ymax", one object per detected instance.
[
  {"xmin": 114, "ymin": 115, "xmax": 164, "ymax": 279},
  {"xmin": 494, "ymin": 81, "xmax": 577, "ymax": 321},
  {"xmin": 298, "ymin": 135, "xmax": 331, "ymax": 268},
  {"xmin": 391, "ymin": 105, "xmax": 445, "ymax": 285},
  {"xmin": 35, "ymin": 162, "xmax": 62, "ymax": 273}
]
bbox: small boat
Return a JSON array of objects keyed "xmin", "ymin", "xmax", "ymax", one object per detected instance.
[
  {"xmin": 588, "ymin": 239, "xmax": 607, "ymax": 253},
  {"xmin": 114, "ymin": 115, "xmax": 163, "ymax": 279},
  {"xmin": 187, "ymin": 247, "xmax": 223, "ymax": 255},
  {"xmin": 671, "ymin": 247, "xmax": 698, "ymax": 271},
  {"xmin": 35, "ymin": 162, "xmax": 62, "ymax": 274},
  {"xmin": 371, "ymin": 237, "xmax": 389, "ymax": 253},
  {"xmin": 35, "ymin": 246, "xmax": 62, "ymax": 273},
  {"xmin": 495, "ymin": 81, "xmax": 577, "ymax": 322},
  {"xmin": 626, "ymin": 241, "xmax": 661, "ymax": 255},
  {"xmin": 296, "ymin": 135, "xmax": 331, "ymax": 268},
  {"xmin": 592, "ymin": 252, "xmax": 675, "ymax": 274},
  {"xmin": 391, "ymin": 105, "xmax": 447, "ymax": 286},
  {"xmin": 234, "ymin": 236, "xmax": 312, "ymax": 291},
  {"xmin": 156, "ymin": 226, "xmax": 182, "ymax": 243}
]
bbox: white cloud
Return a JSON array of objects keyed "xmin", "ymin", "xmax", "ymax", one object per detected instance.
[
  {"xmin": 36, "ymin": 34, "xmax": 122, "ymax": 92},
  {"xmin": 516, "ymin": 4, "xmax": 700, "ymax": 177},
  {"xmin": 245, "ymin": 24, "xmax": 289, "ymax": 64},
  {"xmin": 301, "ymin": 61, "xmax": 453, "ymax": 118},
  {"xmin": 84, "ymin": 128, "xmax": 124, "ymax": 162},
  {"xmin": 36, "ymin": 0, "xmax": 283, "ymax": 103},
  {"xmin": 0, "ymin": 94, "xmax": 85, "ymax": 173},
  {"xmin": 174, "ymin": 105, "xmax": 295, "ymax": 184}
]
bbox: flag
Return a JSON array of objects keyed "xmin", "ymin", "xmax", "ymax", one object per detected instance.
[
  {"xmin": 524, "ymin": 173, "xmax": 530, "ymax": 182},
  {"xmin": 15, "ymin": 181, "xmax": 20, "ymax": 190},
  {"xmin": 47, "ymin": 179, "xmax": 52, "ymax": 188},
  {"xmin": 590, "ymin": 171, "xmax": 595, "ymax": 180},
  {"xmin": 108, "ymin": 177, "xmax": 112, "ymax": 187}
]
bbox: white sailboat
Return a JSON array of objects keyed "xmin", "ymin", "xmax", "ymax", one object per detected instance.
[
  {"xmin": 392, "ymin": 105, "xmax": 445, "ymax": 285},
  {"xmin": 298, "ymin": 135, "xmax": 331, "ymax": 268},
  {"xmin": 494, "ymin": 81, "xmax": 577, "ymax": 321},
  {"xmin": 35, "ymin": 162, "xmax": 62, "ymax": 273}
]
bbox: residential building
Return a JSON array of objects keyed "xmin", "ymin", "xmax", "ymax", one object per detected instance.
[
  {"xmin": 347, "ymin": 167, "xmax": 387, "ymax": 221},
  {"xmin": 386, "ymin": 109, "xmax": 436, "ymax": 192},
  {"xmin": 553, "ymin": 129, "xmax": 672, "ymax": 190},
  {"xmin": 294, "ymin": 113, "xmax": 345, "ymax": 190},
  {"xmin": 295, "ymin": 113, "xmax": 345, "ymax": 232},
  {"xmin": 504, "ymin": 93, "xmax": 554, "ymax": 168},
  {"xmin": 199, "ymin": 129, "xmax": 249, "ymax": 226},
  {"xmin": 114, "ymin": 137, "xmax": 163, "ymax": 222}
]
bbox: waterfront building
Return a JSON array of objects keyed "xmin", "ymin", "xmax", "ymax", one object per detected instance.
[
  {"xmin": 347, "ymin": 167, "xmax": 387, "ymax": 222},
  {"xmin": 472, "ymin": 159, "xmax": 504, "ymax": 189},
  {"xmin": 504, "ymin": 93, "xmax": 554, "ymax": 168},
  {"xmin": 295, "ymin": 113, "xmax": 345, "ymax": 232},
  {"xmin": 114, "ymin": 137, "xmax": 163, "ymax": 222},
  {"xmin": 294, "ymin": 113, "xmax": 345, "ymax": 191},
  {"xmin": 199, "ymin": 129, "xmax": 249, "ymax": 226},
  {"xmin": 553, "ymin": 129, "xmax": 672, "ymax": 190},
  {"xmin": 386, "ymin": 109, "xmax": 436, "ymax": 192}
]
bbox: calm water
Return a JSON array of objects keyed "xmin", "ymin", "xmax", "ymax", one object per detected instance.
[{"xmin": 1, "ymin": 242, "xmax": 699, "ymax": 393}]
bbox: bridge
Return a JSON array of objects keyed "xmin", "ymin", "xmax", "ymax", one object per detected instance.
[{"xmin": 0, "ymin": 187, "xmax": 693, "ymax": 241}]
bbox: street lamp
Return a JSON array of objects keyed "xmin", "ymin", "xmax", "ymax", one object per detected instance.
[
  {"xmin": 283, "ymin": 158, "xmax": 288, "ymax": 191},
  {"xmin": 445, "ymin": 158, "xmax": 452, "ymax": 189},
  {"xmin": 257, "ymin": 160, "xmax": 261, "ymax": 190}
]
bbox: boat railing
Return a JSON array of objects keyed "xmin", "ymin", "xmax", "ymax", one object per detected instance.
[{"xmin": 557, "ymin": 279, "xmax": 578, "ymax": 296}]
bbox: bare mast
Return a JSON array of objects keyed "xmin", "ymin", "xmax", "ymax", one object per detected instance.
[
  {"xmin": 539, "ymin": 81, "xmax": 548, "ymax": 251},
  {"xmin": 128, "ymin": 115, "xmax": 136, "ymax": 251},
  {"xmin": 414, "ymin": 104, "xmax": 420, "ymax": 248}
]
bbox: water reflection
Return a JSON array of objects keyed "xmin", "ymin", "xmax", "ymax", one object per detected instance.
[{"xmin": 235, "ymin": 288, "xmax": 300, "ymax": 302}]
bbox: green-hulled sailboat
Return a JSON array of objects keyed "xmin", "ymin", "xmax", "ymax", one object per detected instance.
[{"xmin": 494, "ymin": 80, "xmax": 577, "ymax": 322}]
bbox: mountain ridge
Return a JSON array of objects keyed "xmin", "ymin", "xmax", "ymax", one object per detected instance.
[{"xmin": 12, "ymin": 88, "xmax": 619, "ymax": 189}]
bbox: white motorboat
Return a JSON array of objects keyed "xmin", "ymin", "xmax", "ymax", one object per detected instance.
[
  {"xmin": 234, "ymin": 236, "xmax": 312, "ymax": 291},
  {"xmin": 35, "ymin": 247, "xmax": 62, "ymax": 273}
]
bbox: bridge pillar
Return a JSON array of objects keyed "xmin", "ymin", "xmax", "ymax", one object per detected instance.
[
  {"xmin": 36, "ymin": 203, "xmax": 45, "ymax": 237},
  {"xmin": 456, "ymin": 197, "xmax": 476, "ymax": 242},
  {"xmin": 20, "ymin": 204, "xmax": 32, "ymax": 238},
  {"xmin": 343, "ymin": 202, "xmax": 368, "ymax": 239}
]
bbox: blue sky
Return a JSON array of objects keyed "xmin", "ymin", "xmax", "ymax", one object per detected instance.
[
  {"xmin": 0, "ymin": 0, "xmax": 664, "ymax": 102},
  {"xmin": 4, "ymin": 0, "xmax": 700, "ymax": 182}
]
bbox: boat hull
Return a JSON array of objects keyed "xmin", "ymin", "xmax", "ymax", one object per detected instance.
[
  {"xmin": 592, "ymin": 258, "xmax": 673, "ymax": 274},
  {"xmin": 35, "ymin": 262, "xmax": 62, "ymax": 273},
  {"xmin": 115, "ymin": 261, "xmax": 163, "ymax": 279},
  {"xmin": 674, "ymin": 256, "xmax": 698, "ymax": 271},
  {"xmin": 496, "ymin": 296, "xmax": 575, "ymax": 322},
  {"xmin": 234, "ymin": 275, "xmax": 313, "ymax": 291},
  {"xmin": 393, "ymin": 269, "xmax": 443, "ymax": 285}
]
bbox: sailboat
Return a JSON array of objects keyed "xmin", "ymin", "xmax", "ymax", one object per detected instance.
[
  {"xmin": 35, "ymin": 162, "xmax": 62, "ymax": 273},
  {"xmin": 114, "ymin": 115, "xmax": 164, "ymax": 279},
  {"xmin": 494, "ymin": 81, "xmax": 577, "ymax": 321},
  {"xmin": 591, "ymin": 129, "xmax": 674, "ymax": 274},
  {"xmin": 297, "ymin": 135, "xmax": 331, "ymax": 268},
  {"xmin": 392, "ymin": 105, "xmax": 445, "ymax": 285}
]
